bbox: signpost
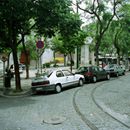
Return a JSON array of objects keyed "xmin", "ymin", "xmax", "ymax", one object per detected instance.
[
  {"xmin": 36, "ymin": 40, "xmax": 44, "ymax": 76},
  {"xmin": 36, "ymin": 40, "xmax": 44, "ymax": 49}
]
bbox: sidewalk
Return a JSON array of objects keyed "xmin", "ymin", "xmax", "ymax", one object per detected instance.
[
  {"xmin": 1, "ymin": 66, "xmax": 74, "ymax": 97},
  {"xmin": 0, "ymin": 77, "xmax": 32, "ymax": 97}
]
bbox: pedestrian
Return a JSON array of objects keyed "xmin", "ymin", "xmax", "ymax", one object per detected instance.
[
  {"xmin": 9, "ymin": 65, "xmax": 14, "ymax": 78},
  {"xmin": 4, "ymin": 68, "xmax": 12, "ymax": 88}
]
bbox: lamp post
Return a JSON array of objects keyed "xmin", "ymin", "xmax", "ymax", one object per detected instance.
[{"xmin": 36, "ymin": 39, "xmax": 44, "ymax": 75}]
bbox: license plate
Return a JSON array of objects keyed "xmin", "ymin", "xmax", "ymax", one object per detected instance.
[{"xmin": 36, "ymin": 88, "xmax": 42, "ymax": 91}]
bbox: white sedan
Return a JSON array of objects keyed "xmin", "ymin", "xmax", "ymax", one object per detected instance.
[{"xmin": 31, "ymin": 69, "xmax": 85, "ymax": 93}]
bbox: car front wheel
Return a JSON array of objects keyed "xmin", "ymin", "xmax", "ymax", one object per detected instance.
[
  {"xmin": 92, "ymin": 76, "xmax": 97, "ymax": 83},
  {"xmin": 55, "ymin": 84, "xmax": 62, "ymax": 93},
  {"xmin": 106, "ymin": 74, "xmax": 110, "ymax": 80}
]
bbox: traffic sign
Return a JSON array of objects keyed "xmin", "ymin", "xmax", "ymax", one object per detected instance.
[{"xmin": 36, "ymin": 40, "xmax": 44, "ymax": 49}]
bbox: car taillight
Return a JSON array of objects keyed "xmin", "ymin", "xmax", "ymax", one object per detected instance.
[
  {"xmin": 32, "ymin": 80, "xmax": 50, "ymax": 86},
  {"xmin": 85, "ymin": 72, "xmax": 93, "ymax": 76}
]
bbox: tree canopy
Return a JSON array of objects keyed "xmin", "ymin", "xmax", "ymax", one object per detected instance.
[
  {"xmin": 0, "ymin": 0, "xmax": 81, "ymax": 90},
  {"xmin": 75, "ymin": 0, "xmax": 123, "ymax": 65}
]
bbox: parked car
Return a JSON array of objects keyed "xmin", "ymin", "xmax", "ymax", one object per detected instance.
[
  {"xmin": 75, "ymin": 65, "xmax": 110, "ymax": 83},
  {"xmin": 11, "ymin": 64, "xmax": 23, "ymax": 74},
  {"xmin": 104, "ymin": 64, "xmax": 125, "ymax": 77},
  {"xmin": 31, "ymin": 69, "xmax": 85, "ymax": 94},
  {"xmin": 19, "ymin": 64, "xmax": 25, "ymax": 70},
  {"xmin": 120, "ymin": 64, "xmax": 126, "ymax": 72}
]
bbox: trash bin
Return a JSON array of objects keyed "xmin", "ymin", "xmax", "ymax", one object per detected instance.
[{"xmin": 4, "ymin": 74, "xmax": 11, "ymax": 88}]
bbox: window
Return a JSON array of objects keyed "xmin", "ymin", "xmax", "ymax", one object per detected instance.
[
  {"xmin": 63, "ymin": 70, "xmax": 73, "ymax": 76},
  {"xmin": 56, "ymin": 71, "xmax": 64, "ymax": 77},
  {"xmin": 84, "ymin": 67, "xmax": 88, "ymax": 72},
  {"xmin": 94, "ymin": 66, "xmax": 99, "ymax": 72},
  {"xmin": 78, "ymin": 67, "xmax": 88, "ymax": 72}
]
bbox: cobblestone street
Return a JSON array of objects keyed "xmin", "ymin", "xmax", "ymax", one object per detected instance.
[{"xmin": 0, "ymin": 71, "xmax": 130, "ymax": 130}]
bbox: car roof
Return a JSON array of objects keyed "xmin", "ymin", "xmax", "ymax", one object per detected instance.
[
  {"xmin": 46, "ymin": 68, "xmax": 70, "ymax": 73},
  {"xmin": 79, "ymin": 65, "xmax": 97, "ymax": 68}
]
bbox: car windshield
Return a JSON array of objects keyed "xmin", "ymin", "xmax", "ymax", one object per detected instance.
[
  {"xmin": 104, "ymin": 64, "xmax": 114, "ymax": 69},
  {"xmin": 36, "ymin": 71, "xmax": 52, "ymax": 80},
  {"xmin": 109, "ymin": 64, "xmax": 115, "ymax": 68},
  {"xmin": 41, "ymin": 70, "xmax": 53, "ymax": 78},
  {"xmin": 78, "ymin": 67, "xmax": 88, "ymax": 72}
]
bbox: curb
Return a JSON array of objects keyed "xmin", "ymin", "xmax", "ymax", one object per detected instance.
[{"xmin": 0, "ymin": 89, "xmax": 32, "ymax": 98}]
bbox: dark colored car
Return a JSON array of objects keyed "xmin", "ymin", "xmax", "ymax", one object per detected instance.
[{"xmin": 75, "ymin": 65, "xmax": 110, "ymax": 83}]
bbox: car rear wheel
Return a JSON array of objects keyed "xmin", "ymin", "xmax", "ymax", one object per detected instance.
[
  {"xmin": 92, "ymin": 76, "xmax": 97, "ymax": 83},
  {"xmin": 79, "ymin": 79, "xmax": 84, "ymax": 86},
  {"xmin": 55, "ymin": 84, "xmax": 62, "ymax": 93}
]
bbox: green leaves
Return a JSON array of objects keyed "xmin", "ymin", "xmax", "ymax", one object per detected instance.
[
  {"xmin": 59, "ymin": 13, "xmax": 81, "ymax": 37},
  {"xmin": 102, "ymin": 13, "xmax": 112, "ymax": 21},
  {"xmin": 35, "ymin": 0, "xmax": 72, "ymax": 37}
]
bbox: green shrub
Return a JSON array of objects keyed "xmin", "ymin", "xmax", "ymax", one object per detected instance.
[{"xmin": 43, "ymin": 62, "xmax": 51, "ymax": 68}]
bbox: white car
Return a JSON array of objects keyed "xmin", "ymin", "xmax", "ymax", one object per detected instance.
[{"xmin": 31, "ymin": 69, "xmax": 85, "ymax": 93}]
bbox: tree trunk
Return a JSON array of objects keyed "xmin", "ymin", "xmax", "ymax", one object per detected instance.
[
  {"xmin": 12, "ymin": 32, "xmax": 22, "ymax": 92},
  {"xmin": 95, "ymin": 42, "xmax": 99, "ymax": 66},
  {"xmin": 70, "ymin": 53, "xmax": 73, "ymax": 72},
  {"xmin": 64, "ymin": 54, "xmax": 67, "ymax": 67},
  {"xmin": 53, "ymin": 51, "xmax": 56, "ymax": 61},
  {"xmin": 76, "ymin": 47, "xmax": 80, "ymax": 69},
  {"xmin": 9, "ymin": 21, "xmax": 22, "ymax": 92},
  {"xmin": 117, "ymin": 49, "xmax": 120, "ymax": 65},
  {"xmin": 22, "ymin": 34, "xmax": 29, "ymax": 79}
]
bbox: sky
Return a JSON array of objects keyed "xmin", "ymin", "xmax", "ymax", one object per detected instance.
[{"xmin": 72, "ymin": 0, "xmax": 92, "ymax": 26}]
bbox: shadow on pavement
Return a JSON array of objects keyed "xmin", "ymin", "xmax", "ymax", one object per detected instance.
[{"xmin": 0, "ymin": 95, "xmax": 37, "ymax": 110}]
